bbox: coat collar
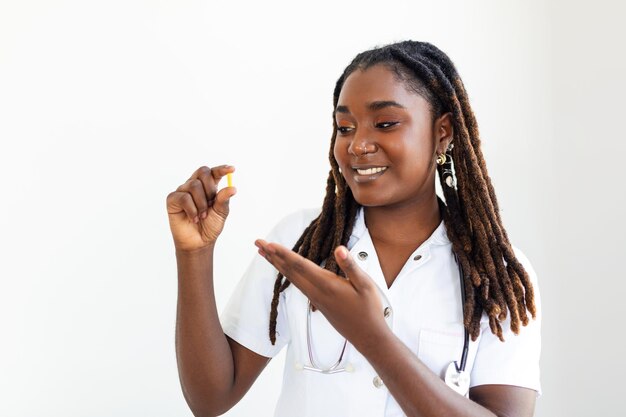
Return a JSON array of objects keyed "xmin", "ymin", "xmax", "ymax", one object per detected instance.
[{"xmin": 349, "ymin": 206, "xmax": 451, "ymax": 249}]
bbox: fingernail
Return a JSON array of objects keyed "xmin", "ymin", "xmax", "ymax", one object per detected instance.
[
  {"xmin": 194, "ymin": 216, "xmax": 199, "ymax": 223},
  {"xmin": 337, "ymin": 247, "xmax": 348, "ymax": 260}
]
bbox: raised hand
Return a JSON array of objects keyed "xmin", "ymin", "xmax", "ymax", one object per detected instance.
[
  {"xmin": 254, "ymin": 240, "xmax": 391, "ymax": 351},
  {"xmin": 166, "ymin": 165, "xmax": 236, "ymax": 252}
]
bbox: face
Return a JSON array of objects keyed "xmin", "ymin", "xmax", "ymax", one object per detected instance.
[{"xmin": 333, "ymin": 64, "xmax": 453, "ymax": 209}]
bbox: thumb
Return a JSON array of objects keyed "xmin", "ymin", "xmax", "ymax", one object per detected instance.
[
  {"xmin": 212, "ymin": 186, "xmax": 237, "ymax": 218},
  {"xmin": 334, "ymin": 246, "xmax": 368, "ymax": 288}
]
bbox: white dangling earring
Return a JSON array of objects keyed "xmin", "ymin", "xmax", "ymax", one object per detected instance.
[{"xmin": 440, "ymin": 142, "xmax": 456, "ymax": 189}]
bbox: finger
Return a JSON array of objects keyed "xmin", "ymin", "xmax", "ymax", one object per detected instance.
[
  {"xmin": 187, "ymin": 164, "xmax": 232, "ymax": 182},
  {"xmin": 254, "ymin": 240, "xmax": 334, "ymax": 297},
  {"xmin": 209, "ymin": 165, "xmax": 235, "ymax": 185},
  {"xmin": 177, "ymin": 179, "xmax": 209, "ymax": 219},
  {"xmin": 197, "ymin": 165, "xmax": 235, "ymax": 203},
  {"xmin": 189, "ymin": 165, "xmax": 235, "ymax": 208},
  {"xmin": 334, "ymin": 246, "xmax": 370, "ymax": 290},
  {"xmin": 211, "ymin": 186, "xmax": 237, "ymax": 218},
  {"xmin": 195, "ymin": 166, "xmax": 218, "ymax": 206},
  {"xmin": 166, "ymin": 191, "xmax": 200, "ymax": 223}
]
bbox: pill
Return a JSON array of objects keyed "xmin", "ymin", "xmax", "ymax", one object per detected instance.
[{"xmin": 227, "ymin": 172, "xmax": 233, "ymax": 187}]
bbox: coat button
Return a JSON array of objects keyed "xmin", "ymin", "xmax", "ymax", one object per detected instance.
[
  {"xmin": 358, "ymin": 251, "xmax": 368, "ymax": 260},
  {"xmin": 413, "ymin": 254, "xmax": 422, "ymax": 261},
  {"xmin": 383, "ymin": 307, "xmax": 392, "ymax": 318},
  {"xmin": 373, "ymin": 375, "xmax": 384, "ymax": 388}
]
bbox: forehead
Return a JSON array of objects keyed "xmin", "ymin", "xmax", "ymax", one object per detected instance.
[{"xmin": 337, "ymin": 64, "xmax": 429, "ymax": 111}]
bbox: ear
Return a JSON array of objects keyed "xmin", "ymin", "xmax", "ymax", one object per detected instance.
[{"xmin": 434, "ymin": 112, "xmax": 454, "ymax": 153}]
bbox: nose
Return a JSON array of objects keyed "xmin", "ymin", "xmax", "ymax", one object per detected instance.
[{"xmin": 348, "ymin": 134, "xmax": 377, "ymax": 157}]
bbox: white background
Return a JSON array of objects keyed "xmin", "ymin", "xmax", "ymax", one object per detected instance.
[{"xmin": 1, "ymin": 1, "xmax": 624, "ymax": 416}]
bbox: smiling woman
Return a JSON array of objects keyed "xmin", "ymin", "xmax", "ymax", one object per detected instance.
[
  {"xmin": 167, "ymin": 40, "xmax": 541, "ymax": 417},
  {"xmin": 333, "ymin": 66, "xmax": 444, "ymax": 209}
]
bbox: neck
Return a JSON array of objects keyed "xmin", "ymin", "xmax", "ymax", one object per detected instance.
[{"xmin": 363, "ymin": 194, "xmax": 442, "ymax": 247}]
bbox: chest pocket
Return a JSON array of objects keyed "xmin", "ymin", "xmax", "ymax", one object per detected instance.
[{"xmin": 417, "ymin": 328, "xmax": 467, "ymax": 379}]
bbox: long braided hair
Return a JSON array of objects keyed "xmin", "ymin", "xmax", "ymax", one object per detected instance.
[{"xmin": 269, "ymin": 40, "xmax": 536, "ymax": 344}]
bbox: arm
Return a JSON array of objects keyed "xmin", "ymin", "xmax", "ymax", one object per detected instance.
[
  {"xmin": 359, "ymin": 327, "xmax": 535, "ymax": 417},
  {"xmin": 175, "ymin": 246, "xmax": 271, "ymax": 417},
  {"xmin": 254, "ymin": 240, "xmax": 537, "ymax": 417},
  {"xmin": 167, "ymin": 165, "xmax": 271, "ymax": 416}
]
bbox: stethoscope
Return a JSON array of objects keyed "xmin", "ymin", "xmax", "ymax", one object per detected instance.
[
  {"xmin": 444, "ymin": 251, "xmax": 470, "ymax": 396},
  {"xmin": 297, "ymin": 249, "xmax": 471, "ymax": 397}
]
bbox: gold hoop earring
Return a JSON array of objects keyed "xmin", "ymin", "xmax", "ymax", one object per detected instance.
[{"xmin": 436, "ymin": 153, "xmax": 447, "ymax": 165}]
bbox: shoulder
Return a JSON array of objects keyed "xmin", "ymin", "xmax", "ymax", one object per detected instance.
[
  {"xmin": 266, "ymin": 206, "xmax": 322, "ymax": 247},
  {"xmin": 508, "ymin": 243, "xmax": 542, "ymax": 320}
]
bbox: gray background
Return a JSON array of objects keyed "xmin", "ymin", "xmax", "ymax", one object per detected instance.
[{"xmin": 1, "ymin": 0, "xmax": 623, "ymax": 416}]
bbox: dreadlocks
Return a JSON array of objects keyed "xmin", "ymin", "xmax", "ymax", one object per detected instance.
[{"xmin": 268, "ymin": 40, "xmax": 536, "ymax": 344}]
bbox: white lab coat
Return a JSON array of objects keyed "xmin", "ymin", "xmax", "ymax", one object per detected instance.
[{"xmin": 220, "ymin": 206, "xmax": 542, "ymax": 417}]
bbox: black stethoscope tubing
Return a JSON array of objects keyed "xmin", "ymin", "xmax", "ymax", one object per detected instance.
[{"xmin": 454, "ymin": 251, "xmax": 470, "ymax": 374}]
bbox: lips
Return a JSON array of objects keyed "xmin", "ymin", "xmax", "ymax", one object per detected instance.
[
  {"xmin": 351, "ymin": 165, "xmax": 388, "ymax": 183},
  {"xmin": 354, "ymin": 166, "xmax": 387, "ymax": 175}
]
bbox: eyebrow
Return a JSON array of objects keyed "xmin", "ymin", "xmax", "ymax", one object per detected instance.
[{"xmin": 334, "ymin": 100, "xmax": 406, "ymax": 116}]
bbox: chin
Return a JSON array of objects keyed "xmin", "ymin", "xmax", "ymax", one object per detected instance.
[{"xmin": 349, "ymin": 190, "xmax": 394, "ymax": 207}]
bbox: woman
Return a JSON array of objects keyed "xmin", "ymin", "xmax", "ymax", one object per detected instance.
[{"xmin": 167, "ymin": 40, "xmax": 541, "ymax": 417}]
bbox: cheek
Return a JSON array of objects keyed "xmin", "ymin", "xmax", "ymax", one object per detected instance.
[
  {"xmin": 333, "ymin": 140, "xmax": 347, "ymax": 166},
  {"xmin": 390, "ymin": 142, "xmax": 435, "ymax": 177},
  {"xmin": 333, "ymin": 140, "xmax": 356, "ymax": 186},
  {"xmin": 398, "ymin": 131, "xmax": 436, "ymax": 161}
]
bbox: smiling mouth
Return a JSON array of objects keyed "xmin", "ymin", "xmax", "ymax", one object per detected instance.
[
  {"xmin": 354, "ymin": 166, "xmax": 388, "ymax": 175},
  {"xmin": 351, "ymin": 166, "xmax": 388, "ymax": 183}
]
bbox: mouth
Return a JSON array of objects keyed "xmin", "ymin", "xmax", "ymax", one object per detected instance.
[{"xmin": 351, "ymin": 166, "xmax": 388, "ymax": 183}]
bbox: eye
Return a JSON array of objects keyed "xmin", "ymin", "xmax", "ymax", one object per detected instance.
[
  {"xmin": 337, "ymin": 126, "xmax": 354, "ymax": 135},
  {"xmin": 376, "ymin": 121, "xmax": 399, "ymax": 129}
]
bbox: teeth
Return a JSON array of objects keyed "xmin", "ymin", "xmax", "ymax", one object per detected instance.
[{"xmin": 355, "ymin": 167, "xmax": 387, "ymax": 175}]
